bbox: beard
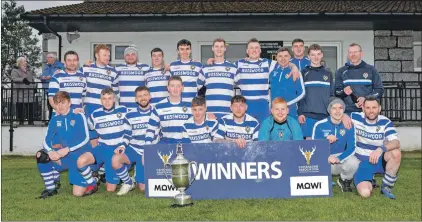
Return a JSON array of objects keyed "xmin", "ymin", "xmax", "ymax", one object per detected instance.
[
  {"xmin": 138, "ymin": 101, "xmax": 149, "ymax": 108},
  {"xmin": 365, "ymin": 113, "xmax": 378, "ymax": 121}
]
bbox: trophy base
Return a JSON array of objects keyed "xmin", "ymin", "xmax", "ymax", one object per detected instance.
[{"xmin": 171, "ymin": 192, "xmax": 194, "ymax": 207}]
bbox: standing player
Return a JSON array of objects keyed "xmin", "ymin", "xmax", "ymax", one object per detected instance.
[
  {"xmin": 351, "ymin": 96, "xmax": 401, "ymax": 199},
  {"xmin": 312, "ymin": 97, "xmax": 358, "ymax": 192},
  {"xmin": 197, "ymin": 38, "xmax": 238, "ymax": 119},
  {"xmin": 214, "ymin": 95, "xmax": 260, "ymax": 148},
  {"xmin": 76, "ymin": 88, "xmax": 131, "ymax": 193},
  {"xmin": 145, "ymin": 76, "xmax": 191, "ymax": 144},
  {"xmin": 144, "ymin": 48, "xmax": 171, "ymax": 106},
  {"xmin": 335, "ymin": 43, "xmax": 384, "ymax": 114},
  {"xmin": 297, "ymin": 44, "xmax": 335, "ymax": 139},
  {"xmin": 36, "ymin": 91, "xmax": 91, "ymax": 198},
  {"xmin": 115, "ymin": 45, "xmax": 150, "ymax": 110},
  {"xmin": 111, "ymin": 86, "xmax": 153, "ymax": 195},
  {"xmin": 183, "ymin": 96, "xmax": 219, "ymax": 143},
  {"xmin": 170, "ymin": 39, "xmax": 202, "ymax": 104},
  {"xmin": 290, "ymin": 38, "xmax": 311, "ymax": 72},
  {"xmin": 269, "ymin": 47, "xmax": 305, "ymax": 118}
]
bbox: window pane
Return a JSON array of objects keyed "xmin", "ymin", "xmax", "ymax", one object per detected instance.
[
  {"xmin": 92, "ymin": 44, "xmax": 112, "ymax": 62},
  {"xmin": 115, "ymin": 45, "xmax": 129, "ymax": 60},
  {"xmin": 415, "ymin": 45, "xmax": 421, "ymax": 70},
  {"xmin": 201, "ymin": 44, "xmax": 247, "ymax": 64}
]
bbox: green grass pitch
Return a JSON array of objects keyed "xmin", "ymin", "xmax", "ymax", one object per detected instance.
[{"xmin": 1, "ymin": 152, "xmax": 421, "ymax": 221}]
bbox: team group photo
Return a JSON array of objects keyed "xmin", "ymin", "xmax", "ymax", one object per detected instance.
[{"xmin": 1, "ymin": 0, "xmax": 421, "ymax": 221}]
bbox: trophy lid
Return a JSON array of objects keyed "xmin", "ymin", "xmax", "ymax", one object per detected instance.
[{"xmin": 171, "ymin": 143, "xmax": 189, "ymax": 165}]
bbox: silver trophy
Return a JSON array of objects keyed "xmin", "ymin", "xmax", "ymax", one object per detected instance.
[{"xmin": 164, "ymin": 143, "xmax": 198, "ymax": 207}]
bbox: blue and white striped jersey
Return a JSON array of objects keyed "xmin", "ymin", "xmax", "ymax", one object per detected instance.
[
  {"xmin": 88, "ymin": 105, "xmax": 131, "ymax": 147},
  {"xmin": 115, "ymin": 63, "xmax": 149, "ymax": 110},
  {"xmin": 215, "ymin": 114, "xmax": 260, "ymax": 141},
  {"xmin": 126, "ymin": 106, "xmax": 155, "ymax": 155},
  {"xmin": 48, "ymin": 70, "xmax": 86, "ymax": 109},
  {"xmin": 234, "ymin": 58, "xmax": 277, "ymax": 101},
  {"xmin": 351, "ymin": 112, "xmax": 399, "ymax": 161},
  {"xmin": 80, "ymin": 64, "xmax": 119, "ymax": 116},
  {"xmin": 183, "ymin": 117, "xmax": 219, "ymax": 143},
  {"xmin": 144, "ymin": 68, "xmax": 170, "ymax": 106},
  {"xmin": 145, "ymin": 98, "xmax": 192, "ymax": 144},
  {"xmin": 170, "ymin": 60, "xmax": 202, "ymax": 104},
  {"xmin": 197, "ymin": 61, "xmax": 238, "ymax": 118}
]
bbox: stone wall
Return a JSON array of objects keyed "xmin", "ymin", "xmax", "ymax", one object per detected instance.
[{"xmin": 374, "ymin": 30, "xmax": 421, "ymax": 82}]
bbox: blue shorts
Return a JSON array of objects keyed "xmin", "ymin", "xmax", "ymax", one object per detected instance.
[
  {"xmin": 246, "ymin": 99, "xmax": 269, "ymax": 124},
  {"xmin": 300, "ymin": 117, "xmax": 319, "ymax": 137},
  {"xmin": 125, "ymin": 147, "xmax": 144, "ymax": 183},
  {"xmin": 89, "ymin": 144, "xmax": 120, "ymax": 184},
  {"xmin": 52, "ymin": 145, "xmax": 91, "ymax": 187},
  {"xmin": 354, "ymin": 155, "xmax": 386, "ymax": 186}
]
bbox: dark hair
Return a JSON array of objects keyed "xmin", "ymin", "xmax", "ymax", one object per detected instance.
[
  {"xmin": 213, "ymin": 38, "xmax": 226, "ymax": 46},
  {"xmin": 191, "ymin": 96, "xmax": 206, "ymax": 107},
  {"xmin": 292, "ymin": 38, "xmax": 304, "ymax": 45},
  {"xmin": 64, "ymin": 50, "xmax": 79, "ymax": 61},
  {"xmin": 101, "ymin": 87, "xmax": 115, "ymax": 96},
  {"xmin": 151, "ymin": 47, "xmax": 164, "ymax": 57},
  {"xmin": 363, "ymin": 95, "xmax": 380, "ymax": 105},
  {"xmin": 168, "ymin": 75, "xmax": 183, "ymax": 85},
  {"xmin": 231, "ymin": 95, "xmax": 246, "ymax": 104},
  {"xmin": 307, "ymin": 44, "xmax": 323, "ymax": 54},
  {"xmin": 349, "ymin": 43, "xmax": 362, "ymax": 51},
  {"xmin": 276, "ymin": 47, "xmax": 292, "ymax": 55},
  {"xmin": 53, "ymin": 91, "xmax": 71, "ymax": 104},
  {"xmin": 135, "ymin": 86, "xmax": 150, "ymax": 94},
  {"xmin": 177, "ymin": 39, "xmax": 192, "ymax": 50},
  {"xmin": 247, "ymin": 38, "xmax": 260, "ymax": 46}
]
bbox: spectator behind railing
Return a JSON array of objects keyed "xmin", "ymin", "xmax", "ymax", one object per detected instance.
[
  {"xmin": 41, "ymin": 53, "xmax": 64, "ymax": 123},
  {"xmin": 11, "ymin": 56, "xmax": 37, "ymax": 125}
]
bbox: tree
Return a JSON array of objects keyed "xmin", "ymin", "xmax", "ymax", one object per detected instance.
[{"xmin": 1, "ymin": 0, "xmax": 42, "ymax": 81}]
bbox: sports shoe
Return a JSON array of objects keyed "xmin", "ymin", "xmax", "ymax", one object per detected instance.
[
  {"xmin": 117, "ymin": 180, "xmax": 135, "ymax": 196},
  {"xmin": 83, "ymin": 185, "xmax": 98, "ymax": 197},
  {"xmin": 99, "ymin": 173, "xmax": 106, "ymax": 184},
  {"xmin": 372, "ymin": 179, "xmax": 379, "ymax": 188},
  {"xmin": 337, "ymin": 177, "xmax": 353, "ymax": 192},
  {"xmin": 381, "ymin": 186, "xmax": 396, "ymax": 199},
  {"xmin": 38, "ymin": 189, "xmax": 58, "ymax": 199},
  {"xmin": 55, "ymin": 181, "xmax": 61, "ymax": 190}
]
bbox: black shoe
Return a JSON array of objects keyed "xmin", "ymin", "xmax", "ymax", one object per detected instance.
[
  {"xmin": 55, "ymin": 181, "xmax": 61, "ymax": 190},
  {"xmin": 99, "ymin": 173, "xmax": 106, "ymax": 184},
  {"xmin": 91, "ymin": 171, "xmax": 101, "ymax": 185},
  {"xmin": 337, "ymin": 178, "xmax": 353, "ymax": 192},
  {"xmin": 82, "ymin": 185, "xmax": 98, "ymax": 197},
  {"xmin": 38, "ymin": 189, "xmax": 58, "ymax": 199},
  {"xmin": 372, "ymin": 179, "xmax": 379, "ymax": 188}
]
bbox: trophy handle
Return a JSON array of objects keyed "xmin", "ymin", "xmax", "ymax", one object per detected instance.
[
  {"xmin": 164, "ymin": 163, "xmax": 174, "ymax": 187},
  {"xmin": 188, "ymin": 161, "xmax": 198, "ymax": 186}
]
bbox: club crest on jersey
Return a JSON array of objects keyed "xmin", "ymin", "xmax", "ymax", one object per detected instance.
[
  {"xmin": 79, "ymin": 77, "xmax": 83, "ymax": 81},
  {"xmin": 285, "ymin": 73, "xmax": 290, "ymax": 79},
  {"xmin": 363, "ymin": 72, "xmax": 368, "ymax": 79},
  {"xmin": 117, "ymin": 112, "xmax": 122, "ymax": 119},
  {"xmin": 106, "ymin": 70, "xmax": 111, "ymax": 75},
  {"xmin": 272, "ymin": 71, "xmax": 278, "ymax": 77},
  {"xmin": 376, "ymin": 125, "xmax": 380, "ymax": 132},
  {"xmin": 339, "ymin": 129, "xmax": 345, "ymax": 136},
  {"xmin": 182, "ymin": 106, "xmax": 188, "ymax": 112},
  {"xmin": 138, "ymin": 66, "xmax": 143, "ymax": 70},
  {"xmin": 206, "ymin": 125, "xmax": 209, "ymax": 131},
  {"xmin": 191, "ymin": 65, "xmax": 195, "ymax": 70},
  {"xmin": 245, "ymin": 126, "xmax": 250, "ymax": 133},
  {"xmin": 225, "ymin": 66, "xmax": 231, "ymax": 71},
  {"xmin": 70, "ymin": 120, "xmax": 75, "ymax": 127},
  {"xmin": 323, "ymin": 75, "xmax": 328, "ymax": 81},
  {"xmin": 279, "ymin": 131, "xmax": 283, "ymax": 138},
  {"xmin": 56, "ymin": 121, "xmax": 62, "ymax": 127}
]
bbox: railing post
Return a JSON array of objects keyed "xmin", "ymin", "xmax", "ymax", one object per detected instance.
[{"xmin": 9, "ymin": 81, "xmax": 14, "ymax": 152}]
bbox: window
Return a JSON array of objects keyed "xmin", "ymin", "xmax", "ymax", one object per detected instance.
[
  {"xmin": 91, "ymin": 43, "xmax": 131, "ymax": 64},
  {"xmin": 115, "ymin": 45, "xmax": 130, "ymax": 60},
  {"xmin": 200, "ymin": 43, "xmax": 247, "ymax": 64}
]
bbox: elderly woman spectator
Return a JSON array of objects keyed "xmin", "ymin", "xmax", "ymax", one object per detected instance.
[{"xmin": 11, "ymin": 57, "xmax": 36, "ymax": 125}]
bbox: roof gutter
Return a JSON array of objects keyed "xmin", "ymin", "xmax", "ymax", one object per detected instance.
[{"xmin": 43, "ymin": 16, "xmax": 62, "ymax": 61}]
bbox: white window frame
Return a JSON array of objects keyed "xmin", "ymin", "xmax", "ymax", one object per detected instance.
[
  {"xmin": 414, "ymin": 41, "xmax": 422, "ymax": 72},
  {"xmin": 91, "ymin": 42, "xmax": 132, "ymax": 64}
]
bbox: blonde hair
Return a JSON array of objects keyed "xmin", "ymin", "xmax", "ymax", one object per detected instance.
[{"xmin": 16, "ymin": 57, "xmax": 26, "ymax": 67}]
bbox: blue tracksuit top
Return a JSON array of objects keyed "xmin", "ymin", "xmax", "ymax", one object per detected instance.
[
  {"xmin": 298, "ymin": 65, "xmax": 334, "ymax": 120},
  {"xmin": 269, "ymin": 64, "xmax": 305, "ymax": 116},
  {"xmin": 43, "ymin": 110, "xmax": 90, "ymax": 152},
  {"xmin": 258, "ymin": 115, "xmax": 303, "ymax": 141},
  {"xmin": 290, "ymin": 57, "xmax": 311, "ymax": 73},
  {"xmin": 335, "ymin": 61, "xmax": 384, "ymax": 113},
  {"xmin": 312, "ymin": 117, "xmax": 356, "ymax": 163}
]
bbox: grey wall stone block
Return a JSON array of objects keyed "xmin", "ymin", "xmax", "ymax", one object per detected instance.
[
  {"xmin": 374, "ymin": 37, "xmax": 396, "ymax": 48},
  {"xmin": 414, "ymin": 31, "xmax": 422, "ymax": 42},
  {"xmin": 379, "ymin": 73, "xmax": 393, "ymax": 81},
  {"xmin": 375, "ymin": 30, "xmax": 391, "ymax": 36},
  {"xmin": 402, "ymin": 61, "xmax": 414, "ymax": 72},
  {"xmin": 398, "ymin": 37, "xmax": 414, "ymax": 48},
  {"xmin": 375, "ymin": 61, "xmax": 401, "ymax": 72},
  {"xmin": 392, "ymin": 30, "xmax": 413, "ymax": 37},
  {"xmin": 389, "ymin": 48, "xmax": 414, "ymax": 60},
  {"xmin": 375, "ymin": 48, "xmax": 388, "ymax": 60},
  {"xmin": 393, "ymin": 73, "xmax": 419, "ymax": 81}
]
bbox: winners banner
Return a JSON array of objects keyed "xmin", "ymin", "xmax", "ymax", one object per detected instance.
[{"xmin": 144, "ymin": 140, "xmax": 332, "ymax": 200}]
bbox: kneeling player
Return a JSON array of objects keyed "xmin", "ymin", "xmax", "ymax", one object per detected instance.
[
  {"xmin": 183, "ymin": 96, "xmax": 219, "ymax": 143},
  {"xmin": 352, "ymin": 96, "xmax": 401, "ymax": 199},
  {"xmin": 77, "ymin": 88, "xmax": 131, "ymax": 194},
  {"xmin": 111, "ymin": 86, "xmax": 153, "ymax": 195},
  {"xmin": 36, "ymin": 91, "xmax": 92, "ymax": 198},
  {"xmin": 312, "ymin": 97, "xmax": 358, "ymax": 192}
]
